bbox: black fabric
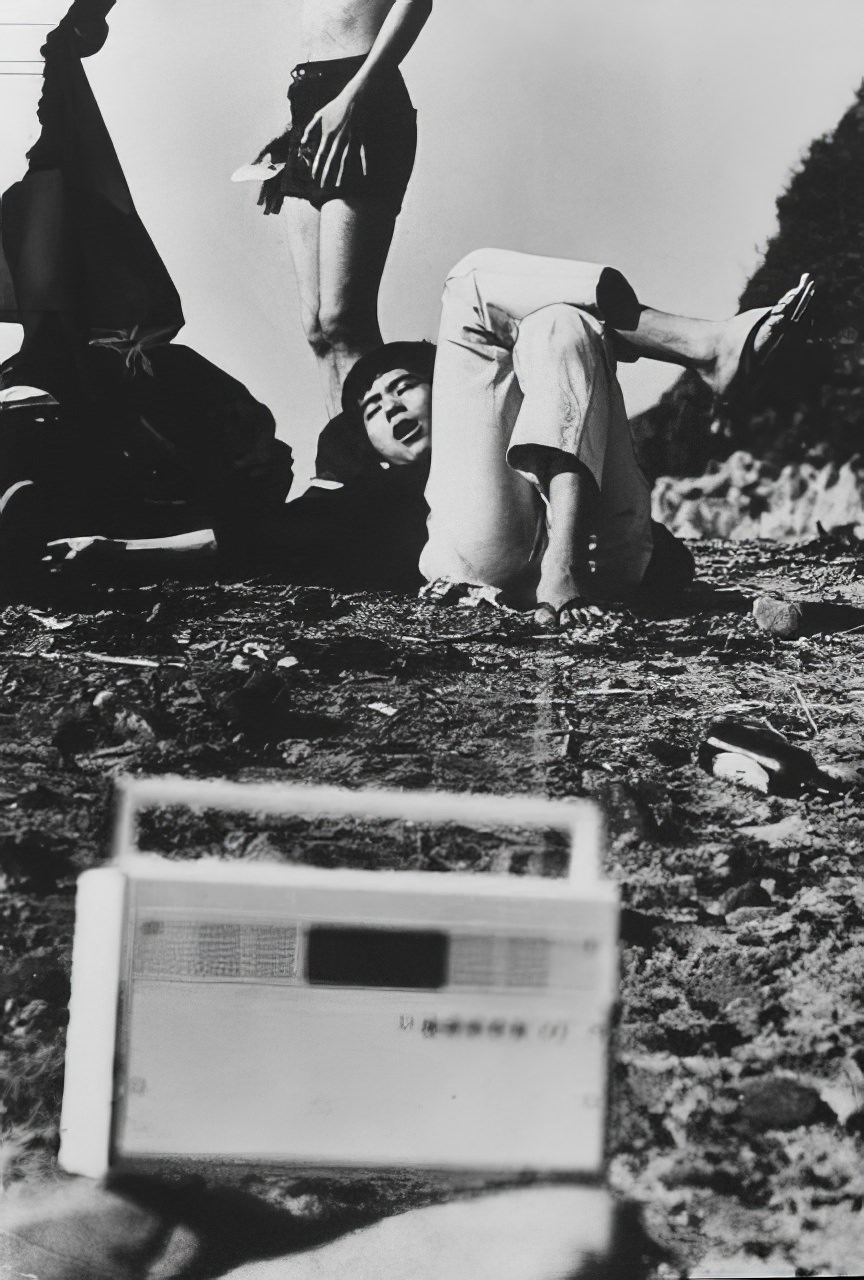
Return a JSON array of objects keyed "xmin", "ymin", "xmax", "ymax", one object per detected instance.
[
  {"xmin": 0, "ymin": 348, "xmax": 294, "ymax": 541},
  {"xmin": 257, "ymin": 56, "xmax": 417, "ymax": 216},
  {"xmin": 314, "ymin": 410, "xmax": 382, "ymax": 484},
  {"xmin": 256, "ymin": 459, "xmax": 430, "ymax": 592},
  {"xmin": 0, "ymin": 0, "xmax": 183, "ymax": 404},
  {"xmin": 631, "ymin": 520, "xmax": 695, "ymax": 603},
  {"xmin": 0, "ymin": 2, "xmax": 292, "ymax": 547}
]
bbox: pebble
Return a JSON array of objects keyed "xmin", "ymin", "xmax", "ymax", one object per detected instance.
[
  {"xmin": 721, "ymin": 881, "xmax": 773, "ymax": 914},
  {"xmin": 735, "ymin": 1076, "xmax": 834, "ymax": 1132},
  {"xmin": 753, "ymin": 596, "xmax": 804, "ymax": 638}
]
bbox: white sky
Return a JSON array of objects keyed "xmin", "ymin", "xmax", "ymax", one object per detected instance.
[{"xmin": 2, "ymin": 1, "xmax": 864, "ymax": 480}]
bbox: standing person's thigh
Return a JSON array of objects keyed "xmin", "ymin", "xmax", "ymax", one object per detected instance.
[
  {"xmin": 317, "ymin": 197, "xmax": 396, "ymax": 344},
  {"xmin": 420, "ymin": 276, "xmax": 543, "ymax": 597},
  {"xmin": 281, "ymin": 197, "xmax": 323, "ymax": 345}
]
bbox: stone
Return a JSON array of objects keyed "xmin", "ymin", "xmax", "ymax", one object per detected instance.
[
  {"xmin": 735, "ymin": 1076, "xmax": 835, "ymax": 1132},
  {"xmin": 753, "ymin": 596, "xmax": 804, "ymax": 639}
]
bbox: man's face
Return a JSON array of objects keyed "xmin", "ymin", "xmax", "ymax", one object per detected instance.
[{"xmin": 359, "ymin": 367, "xmax": 432, "ymax": 466}]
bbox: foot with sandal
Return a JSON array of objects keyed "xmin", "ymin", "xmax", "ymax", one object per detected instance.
[{"xmin": 525, "ymin": 268, "xmax": 816, "ymax": 628}]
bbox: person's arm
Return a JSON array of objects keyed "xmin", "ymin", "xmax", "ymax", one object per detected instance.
[
  {"xmin": 48, "ymin": 529, "xmax": 218, "ymax": 572},
  {"xmin": 304, "ymin": 0, "xmax": 433, "ymax": 187}
]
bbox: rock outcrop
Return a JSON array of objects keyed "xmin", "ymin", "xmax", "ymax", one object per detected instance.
[
  {"xmin": 634, "ymin": 81, "xmax": 864, "ymax": 482},
  {"xmin": 652, "ymin": 450, "xmax": 864, "ymax": 541}
]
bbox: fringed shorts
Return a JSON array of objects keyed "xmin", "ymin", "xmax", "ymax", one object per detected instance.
[{"xmin": 257, "ymin": 55, "xmax": 417, "ymax": 216}]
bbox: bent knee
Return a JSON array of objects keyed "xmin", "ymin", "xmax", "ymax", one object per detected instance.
[
  {"xmin": 520, "ymin": 303, "xmax": 602, "ymax": 355},
  {"xmin": 299, "ymin": 308, "xmax": 330, "ymax": 359},
  {"xmin": 317, "ymin": 303, "xmax": 377, "ymax": 352},
  {"xmin": 444, "ymin": 247, "xmax": 508, "ymax": 283}
]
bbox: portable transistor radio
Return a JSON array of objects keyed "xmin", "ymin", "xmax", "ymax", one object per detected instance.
[{"xmin": 59, "ymin": 778, "xmax": 618, "ymax": 1179}]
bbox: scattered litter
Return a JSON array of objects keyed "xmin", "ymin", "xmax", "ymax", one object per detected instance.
[
  {"xmin": 82, "ymin": 652, "xmax": 160, "ymax": 669},
  {"xmin": 791, "ymin": 682, "xmax": 819, "ymax": 734},
  {"xmin": 420, "ymin": 580, "xmax": 517, "ymax": 613},
  {"xmin": 276, "ymin": 654, "xmax": 300, "ymax": 670},
  {"xmin": 570, "ymin": 687, "xmax": 640, "ymax": 697},
  {"xmin": 715, "ymin": 701, "xmax": 770, "ymax": 715},
  {"xmin": 368, "ymin": 702, "xmax": 398, "ymax": 717},
  {"xmin": 86, "ymin": 743, "xmax": 139, "ymax": 760},
  {"xmin": 402, "ymin": 627, "xmax": 501, "ymax": 645},
  {"xmin": 736, "ymin": 813, "xmax": 810, "ymax": 847},
  {"xmin": 697, "ymin": 718, "xmax": 835, "ymax": 797},
  {"xmin": 26, "ymin": 612, "xmax": 74, "ymax": 631},
  {"xmin": 461, "ymin": 585, "xmax": 518, "ymax": 612}
]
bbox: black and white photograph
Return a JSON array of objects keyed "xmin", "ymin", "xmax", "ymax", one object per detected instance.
[{"xmin": 1, "ymin": 2, "xmax": 864, "ymax": 1276}]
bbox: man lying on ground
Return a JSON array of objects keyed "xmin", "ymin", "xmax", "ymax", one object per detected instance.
[{"xmin": 338, "ymin": 248, "xmax": 814, "ymax": 627}]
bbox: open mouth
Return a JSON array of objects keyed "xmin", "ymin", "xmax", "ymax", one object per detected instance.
[{"xmin": 392, "ymin": 419, "xmax": 423, "ymax": 446}]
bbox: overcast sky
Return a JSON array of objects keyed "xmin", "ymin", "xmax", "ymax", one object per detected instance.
[{"xmin": 2, "ymin": 1, "xmax": 864, "ymax": 479}]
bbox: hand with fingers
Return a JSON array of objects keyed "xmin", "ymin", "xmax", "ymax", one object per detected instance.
[{"xmin": 302, "ymin": 90, "xmax": 368, "ymax": 188}]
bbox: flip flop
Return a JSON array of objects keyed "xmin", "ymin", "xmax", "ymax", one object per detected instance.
[
  {"xmin": 718, "ymin": 273, "xmax": 815, "ymax": 412},
  {"xmin": 533, "ymin": 599, "xmax": 602, "ymax": 631}
]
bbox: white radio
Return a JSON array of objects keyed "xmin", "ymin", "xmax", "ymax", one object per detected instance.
[{"xmin": 59, "ymin": 779, "xmax": 617, "ymax": 1180}]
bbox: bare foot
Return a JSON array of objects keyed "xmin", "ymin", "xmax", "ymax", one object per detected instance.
[
  {"xmin": 534, "ymin": 555, "xmax": 600, "ymax": 630},
  {"xmin": 535, "ymin": 562, "xmax": 583, "ymax": 615}
]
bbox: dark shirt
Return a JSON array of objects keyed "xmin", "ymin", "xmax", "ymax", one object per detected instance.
[{"xmin": 261, "ymin": 456, "xmax": 430, "ymax": 593}]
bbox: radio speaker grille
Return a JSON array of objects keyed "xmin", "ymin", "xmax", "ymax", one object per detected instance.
[
  {"xmin": 449, "ymin": 935, "xmax": 551, "ymax": 989},
  {"xmin": 133, "ymin": 920, "xmax": 299, "ymax": 980}
]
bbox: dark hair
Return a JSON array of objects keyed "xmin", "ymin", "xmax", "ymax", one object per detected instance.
[{"xmin": 340, "ymin": 341, "xmax": 436, "ymax": 418}]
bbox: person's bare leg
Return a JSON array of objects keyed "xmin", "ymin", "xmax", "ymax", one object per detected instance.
[
  {"xmin": 534, "ymin": 459, "xmax": 599, "ymax": 626},
  {"xmin": 281, "ymin": 197, "xmax": 338, "ymax": 409},
  {"xmin": 610, "ymin": 274, "xmax": 814, "ymax": 399},
  {"xmin": 448, "ymin": 250, "xmax": 812, "ymax": 405},
  {"xmin": 317, "ymin": 197, "xmax": 396, "ymax": 416}
]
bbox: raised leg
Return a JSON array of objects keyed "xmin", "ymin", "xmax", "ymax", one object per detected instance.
[
  {"xmin": 445, "ymin": 250, "xmax": 814, "ymax": 406},
  {"xmin": 418, "ymin": 271, "xmax": 544, "ymax": 603},
  {"xmin": 508, "ymin": 305, "xmax": 654, "ymax": 610},
  {"xmin": 421, "ymin": 281, "xmax": 654, "ymax": 609},
  {"xmin": 609, "ymin": 281, "xmax": 814, "ymax": 405}
]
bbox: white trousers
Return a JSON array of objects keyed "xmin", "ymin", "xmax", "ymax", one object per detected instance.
[{"xmin": 419, "ymin": 249, "xmax": 656, "ymax": 604}]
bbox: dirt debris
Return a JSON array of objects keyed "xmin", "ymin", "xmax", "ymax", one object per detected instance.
[{"xmin": 1, "ymin": 537, "xmax": 864, "ymax": 1277}]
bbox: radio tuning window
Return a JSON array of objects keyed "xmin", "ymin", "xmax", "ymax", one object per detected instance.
[{"xmin": 306, "ymin": 926, "xmax": 449, "ymax": 989}]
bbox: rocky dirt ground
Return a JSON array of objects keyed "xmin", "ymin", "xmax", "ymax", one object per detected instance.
[{"xmin": 2, "ymin": 534, "xmax": 864, "ymax": 1278}]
